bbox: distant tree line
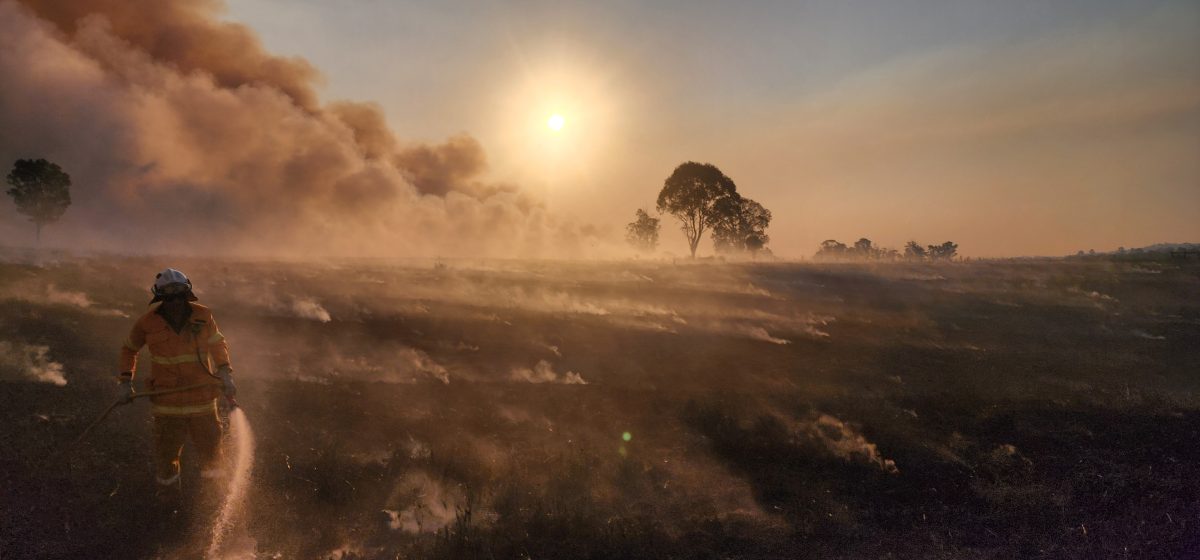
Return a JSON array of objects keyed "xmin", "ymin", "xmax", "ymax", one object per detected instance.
[
  {"xmin": 627, "ymin": 161, "xmax": 772, "ymax": 258},
  {"xmin": 1069, "ymin": 244, "xmax": 1200, "ymax": 262},
  {"xmin": 814, "ymin": 238, "xmax": 958, "ymax": 262}
]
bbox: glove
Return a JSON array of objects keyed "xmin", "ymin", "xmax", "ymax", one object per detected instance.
[
  {"xmin": 217, "ymin": 365, "xmax": 236, "ymax": 398},
  {"xmin": 117, "ymin": 377, "xmax": 135, "ymax": 403}
]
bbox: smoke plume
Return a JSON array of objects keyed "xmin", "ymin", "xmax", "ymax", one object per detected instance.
[{"xmin": 0, "ymin": 0, "xmax": 609, "ymax": 258}]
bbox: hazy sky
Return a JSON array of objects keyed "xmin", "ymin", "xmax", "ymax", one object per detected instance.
[
  {"xmin": 0, "ymin": 1, "xmax": 1195, "ymax": 258},
  {"xmin": 218, "ymin": 0, "xmax": 1200, "ymax": 257}
]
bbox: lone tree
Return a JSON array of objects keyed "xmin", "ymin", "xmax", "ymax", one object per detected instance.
[
  {"xmin": 712, "ymin": 197, "xmax": 772, "ymax": 257},
  {"xmin": 656, "ymin": 162, "xmax": 738, "ymax": 258},
  {"xmin": 625, "ymin": 208, "xmax": 661, "ymax": 253},
  {"xmin": 6, "ymin": 159, "xmax": 71, "ymax": 243}
]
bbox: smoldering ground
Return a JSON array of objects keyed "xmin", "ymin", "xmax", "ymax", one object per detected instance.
[{"xmin": 0, "ymin": 254, "xmax": 1197, "ymax": 559}]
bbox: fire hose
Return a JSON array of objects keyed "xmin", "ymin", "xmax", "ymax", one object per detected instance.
[{"xmin": 72, "ymin": 382, "xmax": 236, "ymax": 447}]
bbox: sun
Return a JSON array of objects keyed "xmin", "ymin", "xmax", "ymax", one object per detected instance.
[{"xmin": 546, "ymin": 113, "xmax": 565, "ymax": 131}]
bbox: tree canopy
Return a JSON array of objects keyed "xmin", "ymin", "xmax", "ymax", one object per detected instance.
[
  {"xmin": 815, "ymin": 240, "xmax": 849, "ymax": 260},
  {"xmin": 712, "ymin": 198, "xmax": 772, "ymax": 257},
  {"xmin": 656, "ymin": 162, "xmax": 738, "ymax": 258},
  {"xmin": 6, "ymin": 158, "xmax": 72, "ymax": 243},
  {"xmin": 928, "ymin": 241, "xmax": 958, "ymax": 261},
  {"xmin": 903, "ymin": 241, "xmax": 927, "ymax": 260},
  {"xmin": 625, "ymin": 208, "xmax": 661, "ymax": 253}
]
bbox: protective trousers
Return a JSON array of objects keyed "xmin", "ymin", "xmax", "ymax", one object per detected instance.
[{"xmin": 153, "ymin": 409, "xmax": 224, "ymax": 486}]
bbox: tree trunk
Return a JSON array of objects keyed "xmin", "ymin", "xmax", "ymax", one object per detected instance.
[{"xmin": 35, "ymin": 222, "xmax": 41, "ymax": 245}]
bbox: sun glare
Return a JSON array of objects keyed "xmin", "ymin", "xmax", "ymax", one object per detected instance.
[{"xmin": 546, "ymin": 113, "xmax": 565, "ymax": 131}]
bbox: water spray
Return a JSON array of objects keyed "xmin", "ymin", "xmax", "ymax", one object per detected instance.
[
  {"xmin": 206, "ymin": 405, "xmax": 255, "ymax": 559},
  {"xmin": 71, "ymin": 383, "xmax": 257, "ymax": 559}
]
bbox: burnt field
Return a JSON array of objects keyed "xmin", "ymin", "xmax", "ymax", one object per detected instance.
[{"xmin": 1, "ymin": 254, "xmax": 1197, "ymax": 559}]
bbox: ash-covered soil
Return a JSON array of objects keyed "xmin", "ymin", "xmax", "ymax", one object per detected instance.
[{"xmin": 1, "ymin": 253, "xmax": 1197, "ymax": 559}]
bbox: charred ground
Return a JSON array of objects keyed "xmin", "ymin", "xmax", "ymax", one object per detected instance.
[{"xmin": 1, "ymin": 254, "xmax": 1197, "ymax": 559}]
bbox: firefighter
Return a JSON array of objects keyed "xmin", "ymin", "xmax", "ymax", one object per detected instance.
[{"xmin": 117, "ymin": 268, "xmax": 236, "ymax": 496}]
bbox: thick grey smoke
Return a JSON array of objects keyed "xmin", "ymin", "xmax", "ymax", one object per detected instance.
[
  {"xmin": 0, "ymin": 0, "xmax": 610, "ymax": 258},
  {"xmin": 17, "ymin": 0, "xmax": 322, "ymax": 110}
]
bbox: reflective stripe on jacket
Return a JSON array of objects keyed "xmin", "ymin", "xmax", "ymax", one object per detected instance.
[
  {"xmin": 152, "ymin": 400, "xmax": 219, "ymax": 417},
  {"xmin": 118, "ymin": 302, "xmax": 231, "ymax": 408}
]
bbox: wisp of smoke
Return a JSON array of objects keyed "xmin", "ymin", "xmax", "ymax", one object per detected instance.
[
  {"xmin": 510, "ymin": 360, "xmax": 587, "ymax": 384},
  {"xmin": 803, "ymin": 414, "xmax": 899, "ymax": 474},
  {"xmin": 401, "ymin": 348, "xmax": 451, "ymax": 384},
  {"xmin": 0, "ymin": 340, "xmax": 67, "ymax": 385},
  {"xmin": 538, "ymin": 342, "xmax": 563, "ymax": 357},
  {"xmin": 1132, "ymin": 330, "xmax": 1166, "ymax": 341},
  {"xmin": 741, "ymin": 326, "xmax": 792, "ymax": 345},
  {"xmin": 769, "ymin": 410, "xmax": 898, "ymax": 474},
  {"xmin": 325, "ymin": 348, "xmax": 450, "ymax": 385},
  {"xmin": 383, "ymin": 470, "xmax": 465, "ymax": 534},
  {"xmin": 287, "ymin": 298, "xmax": 332, "ymax": 323},
  {"xmin": 0, "ymin": 280, "xmax": 128, "ymax": 316},
  {"xmin": 42, "ymin": 284, "xmax": 92, "ymax": 307}
]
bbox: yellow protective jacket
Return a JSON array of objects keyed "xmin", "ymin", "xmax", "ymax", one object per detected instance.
[{"xmin": 119, "ymin": 302, "xmax": 230, "ymax": 412}]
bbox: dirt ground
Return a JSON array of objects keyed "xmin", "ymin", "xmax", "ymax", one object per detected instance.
[{"xmin": 1, "ymin": 252, "xmax": 1197, "ymax": 559}]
